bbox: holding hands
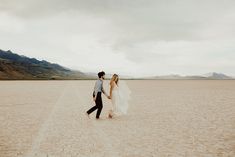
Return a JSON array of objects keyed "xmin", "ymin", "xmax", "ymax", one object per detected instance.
[
  {"xmin": 106, "ymin": 94, "xmax": 111, "ymax": 99},
  {"xmin": 93, "ymin": 94, "xmax": 111, "ymax": 101}
]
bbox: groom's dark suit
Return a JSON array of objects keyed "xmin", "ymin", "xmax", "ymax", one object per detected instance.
[{"xmin": 87, "ymin": 79, "xmax": 104, "ymax": 119}]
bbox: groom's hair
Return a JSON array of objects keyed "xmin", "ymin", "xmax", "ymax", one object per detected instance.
[{"xmin": 98, "ymin": 71, "xmax": 105, "ymax": 78}]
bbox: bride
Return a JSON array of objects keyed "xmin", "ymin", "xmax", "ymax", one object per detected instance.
[{"xmin": 108, "ymin": 74, "xmax": 131, "ymax": 118}]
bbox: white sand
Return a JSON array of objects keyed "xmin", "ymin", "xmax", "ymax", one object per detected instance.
[{"xmin": 0, "ymin": 80, "xmax": 234, "ymax": 157}]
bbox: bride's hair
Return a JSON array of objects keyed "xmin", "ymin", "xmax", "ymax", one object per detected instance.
[{"xmin": 110, "ymin": 74, "xmax": 119, "ymax": 85}]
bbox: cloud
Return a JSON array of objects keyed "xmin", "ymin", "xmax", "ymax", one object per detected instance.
[{"xmin": 0, "ymin": 0, "xmax": 235, "ymax": 76}]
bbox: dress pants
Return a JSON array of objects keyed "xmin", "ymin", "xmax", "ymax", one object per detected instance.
[{"xmin": 87, "ymin": 92, "xmax": 103, "ymax": 119}]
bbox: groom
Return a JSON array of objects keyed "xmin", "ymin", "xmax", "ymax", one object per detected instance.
[{"xmin": 86, "ymin": 71, "xmax": 110, "ymax": 119}]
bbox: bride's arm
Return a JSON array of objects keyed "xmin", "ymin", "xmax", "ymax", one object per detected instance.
[{"xmin": 109, "ymin": 82, "xmax": 114, "ymax": 99}]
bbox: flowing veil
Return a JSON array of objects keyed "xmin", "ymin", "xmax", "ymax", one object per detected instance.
[{"xmin": 113, "ymin": 80, "xmax": 131, "ymax": 115}]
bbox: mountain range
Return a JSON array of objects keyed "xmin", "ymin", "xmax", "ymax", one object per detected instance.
[
  {"xmin": 148, "ymin": 72, "xmax": 234, "ymax": 80},
  {"xmin": 0, "ymin": 49, "xmax": 93, "ymax": 80},
  {"xmin": 0, "ymin": 49, "xmax": 234, "ymax": 80}
]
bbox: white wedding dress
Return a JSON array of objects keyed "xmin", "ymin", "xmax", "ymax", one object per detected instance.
[{"xmin": 111, "ymin": 81, "xmax": 131, "ymax": 115}]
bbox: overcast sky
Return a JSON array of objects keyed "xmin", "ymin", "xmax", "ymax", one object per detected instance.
[{"xmin": 0, "ymin": 0, "xmax": 235, "ymax": 77}]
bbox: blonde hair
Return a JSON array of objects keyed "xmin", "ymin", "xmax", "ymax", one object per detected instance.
[{"xmin": 110, "ymin": 74, "xmax": 119, "ymax": 85}]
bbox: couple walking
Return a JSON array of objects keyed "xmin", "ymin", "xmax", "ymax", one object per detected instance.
[{"xmin": 86, "ymin": 71, "xmax": 130, "ymax": 119}]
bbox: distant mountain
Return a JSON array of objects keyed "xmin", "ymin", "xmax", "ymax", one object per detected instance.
[
  {"xmin": 203, "ymin": 72, "xmax": 233, "ymax": 79},
  {"xmin": 0, "ymin": 49, "xmax": 93, "ymax": 80},
  {"xmin": 148, "ymin": 72, "xmax": 234, "ymax": 80},
  {"xmin": 1, "ymin": 49, "xmax": 234, "ymax": 80},
  {"xmin": 152, "ymin": 74, "xmax": 184, "ymax": 79},
  {"xmin": 147, "ymin": 74, "xmax": 205, "ymax": 80}
]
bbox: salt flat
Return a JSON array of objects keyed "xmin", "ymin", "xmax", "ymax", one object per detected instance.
[{"xmin": 0, "ymin": 80, "xmax": 234, "ymax": 157}]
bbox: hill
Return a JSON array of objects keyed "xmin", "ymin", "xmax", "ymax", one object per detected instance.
[{"xmin": 0, "ymin": 49, "xmax": 92, "ymax": 80}]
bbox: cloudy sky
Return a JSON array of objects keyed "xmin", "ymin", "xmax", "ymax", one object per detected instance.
[{"xmin": 0, "ymin": 0, "xmax": 235, "ymax": 77}]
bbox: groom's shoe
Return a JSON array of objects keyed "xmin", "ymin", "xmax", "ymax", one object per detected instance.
[{"xmin": 96, "ymin": 117, "xmax": 103, "ymax": 120}]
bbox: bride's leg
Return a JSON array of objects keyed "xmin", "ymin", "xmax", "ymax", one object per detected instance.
[{"xmin": 108, "ymin": 110, "xmax": 113, "ymax": 118}]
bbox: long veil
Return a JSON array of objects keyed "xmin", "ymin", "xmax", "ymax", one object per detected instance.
[{"xmin": 115, "ymin": 80, "xmax": 131, "ymax": 115}]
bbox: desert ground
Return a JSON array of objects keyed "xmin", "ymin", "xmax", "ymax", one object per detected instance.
[{"xmin": 0, "ymin": 80, "xmax": 234, "ymax": 157}]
